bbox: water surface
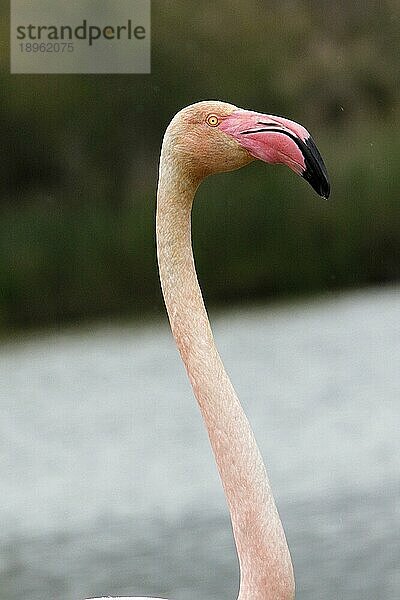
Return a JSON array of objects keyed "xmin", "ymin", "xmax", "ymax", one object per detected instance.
[{"xmin": 1, "ymin": 287, "xmax": 399, "ymax": 599}]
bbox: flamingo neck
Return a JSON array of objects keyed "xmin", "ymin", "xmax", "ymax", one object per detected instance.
[{"xmin": 156, "ymin": 153, "xmax": 294, "ymax": 600}]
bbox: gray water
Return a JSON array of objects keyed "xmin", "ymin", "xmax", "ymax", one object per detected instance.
[{"xmin": 1, "ymin": 287, "xmax": 399, "ymax": 600}]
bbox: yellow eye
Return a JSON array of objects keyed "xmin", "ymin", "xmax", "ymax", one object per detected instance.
[{"xmin": 206, "ymin": 114, "xmax": 219, "ymax": 127}]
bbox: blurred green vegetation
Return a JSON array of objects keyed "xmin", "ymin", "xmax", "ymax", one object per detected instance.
[{"xmin": 0, "ymin": 0, "xmax": 399, "ymax": 333}]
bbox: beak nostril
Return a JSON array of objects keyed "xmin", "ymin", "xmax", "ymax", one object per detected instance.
[
  {"xmin": 240, "ymin": 122, "xmax": 285, "ymax": 135},
  {"xmin": 257, "ymin": 121, "xmax": 284, "ymax": 128}
]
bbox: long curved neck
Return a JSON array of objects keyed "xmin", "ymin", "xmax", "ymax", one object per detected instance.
[{"xmin": 156, "ymin": 151, "xmax": 295, "ymax": 600}]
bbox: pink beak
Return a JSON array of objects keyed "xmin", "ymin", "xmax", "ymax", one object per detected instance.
[{"xmin": 220, "ymin": 109, "xmax": 330, "ymax": 199}]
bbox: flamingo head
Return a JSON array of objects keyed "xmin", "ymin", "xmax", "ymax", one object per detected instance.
[{"xmin": 163, "ymin": 100, "xmax": 330, "ymax": 198}]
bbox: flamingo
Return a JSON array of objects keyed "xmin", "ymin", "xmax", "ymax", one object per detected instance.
[{"xmin": 87, "ymin": 100, "xmax": 330, "ymax": 600}]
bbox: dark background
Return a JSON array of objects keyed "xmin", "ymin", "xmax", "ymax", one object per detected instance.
[{"xmin": 1, "ymin": 0, "xmax": 399, "ymax": 332}]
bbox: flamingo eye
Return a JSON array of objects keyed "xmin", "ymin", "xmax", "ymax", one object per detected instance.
[{"xmin": 206, "ymin": 114, "xmax": 219, "ymax": 127}]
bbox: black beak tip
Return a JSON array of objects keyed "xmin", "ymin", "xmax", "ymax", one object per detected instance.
[
  {"xmin": 301, "ymin": 136, "xmax": 331, "ymax": 200},
  {"xmin": 308, "ymin": 173, "xmax": 330, "ymax": 200}
]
